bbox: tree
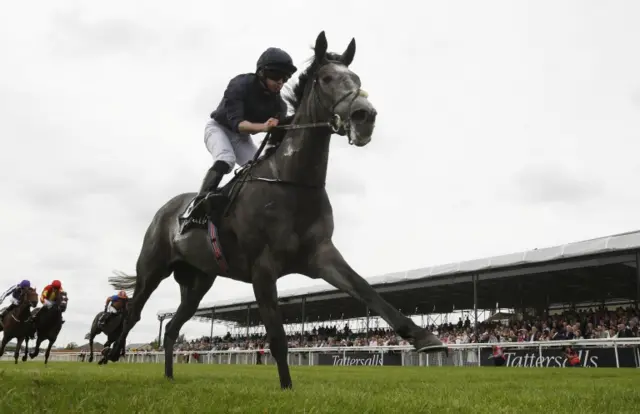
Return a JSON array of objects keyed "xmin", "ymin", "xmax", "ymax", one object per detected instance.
[{"xmin": 65, "ymin": 342, "xmax": 78, "ymax": 350}]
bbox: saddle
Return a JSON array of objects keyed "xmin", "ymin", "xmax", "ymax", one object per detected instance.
[{"xmin": 177, "ymin": 159, "xmax": 258, "ymax": 235}]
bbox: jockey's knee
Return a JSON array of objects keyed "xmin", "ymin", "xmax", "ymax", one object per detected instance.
[{"xmin": 212, "ymin": 160, "xmax": 231, "ymax": 175}]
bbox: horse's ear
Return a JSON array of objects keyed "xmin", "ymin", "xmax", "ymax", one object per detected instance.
[
  {"xmin": 314, "ymin": 31, "xmax": 328, "ymax": 62},
  {"xmin": 342, "ymin": 38, "xmax": 356, "ymax": 66}
]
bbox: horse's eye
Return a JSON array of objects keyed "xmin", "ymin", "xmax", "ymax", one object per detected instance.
[{"xmin": 322, "ymin": 75, "xmax": 333, "ymax": 83}]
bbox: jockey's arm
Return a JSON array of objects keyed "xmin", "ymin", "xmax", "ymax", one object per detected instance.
[
  {"xmin": 40, "ymin": 289, "xmax": 49, "ymax": 304},
  {"xmin": 223, "ymin": 76, "xmax": 267, "ymax": 135},
  {"xmin": 0, "ymin": 286, "xmax": 15, "ymax": 303}
]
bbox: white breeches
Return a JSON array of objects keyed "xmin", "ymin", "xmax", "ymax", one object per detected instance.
[
  {"xmin": 107, "ymin": 304, "xmax": 119, "ymax": 313},
  {"xmin": 43, "ymin": 299, "xmax": 53, "ymax": 308},
  {"xmin": 9, "ymin": 297, "xmax": 20, "ymax": 306},
  {"xmin": 204, "ymin": 118, "xmax": 257, "ymax": 171}
]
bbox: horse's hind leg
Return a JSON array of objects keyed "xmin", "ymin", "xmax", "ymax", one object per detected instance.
[
  {"xmin": 109, "ymin": 257, "xmax": 172, "ymax": 362},
  {"xmin": 87, "ymin": 333, "xmax": 95, "ymax": 363},
  {"xmin": 164, "ymin": 264, "xmax": 215, "ymax": 380}
]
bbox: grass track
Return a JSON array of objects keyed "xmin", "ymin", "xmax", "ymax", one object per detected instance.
[{"xmin": 0, "ymin": 362, "xmax": 638, "ymax": 413}]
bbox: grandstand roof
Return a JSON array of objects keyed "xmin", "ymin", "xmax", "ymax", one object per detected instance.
[{"xmin": 157, "ymin": 229, "xmax": 640, "ymax": 324}]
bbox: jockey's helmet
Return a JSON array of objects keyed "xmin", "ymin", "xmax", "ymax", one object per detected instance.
[
  {"xmin": 118, "ymin": 290, "xmax": 128, "ymax": 299},
  {"xmin": 51, "ymin": 280, "xmax": 62, "ymax": 289},
  {"xmin": 256, "ymin": 47, "xmax": 297, "ymax": 78},
  {"xmin": 19, "ymin": 280, "xmax": 31, "ymax": 288}
]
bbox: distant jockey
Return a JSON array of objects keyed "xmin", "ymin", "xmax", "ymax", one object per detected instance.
[
  {"xmin": 35, "ymin": 279, "xmax": 65, "ymax": 324},
  {"xmin": 489, "ymin": 345, "xmax": 506, "ymax": 366},
  {"xmin": 0, "ymin": 280, "xmax": 32, "ymax": 325},
  {"xmin": 99, "ymin": 290, "xmax": 129, "ymax": 327}
]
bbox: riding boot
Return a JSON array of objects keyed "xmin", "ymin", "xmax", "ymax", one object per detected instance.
[
  {"xmin": 189, "ymin": 161, "xmax": 230, "ymax": 220},
  {"xmin": 198, "ymin": 161, "xmax": 230, "ymax": 197}
]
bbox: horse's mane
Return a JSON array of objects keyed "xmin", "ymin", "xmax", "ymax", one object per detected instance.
[
  {"xmin": 282, "ymin": 50, "xmax": 344, "ymax": 115},
  {"xmin": 269, "ymin": 48, "xmax": 343, "ymax": 144}
]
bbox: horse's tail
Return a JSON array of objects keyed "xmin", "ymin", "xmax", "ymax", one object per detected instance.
[{"xmin": 109, "ymin": 270, "xmax": 137, "ymax": 295}]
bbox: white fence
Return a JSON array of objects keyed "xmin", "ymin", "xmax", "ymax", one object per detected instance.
[{"xmin": 3, "ymin": 338, "xmax": 639, "ymax": 368}]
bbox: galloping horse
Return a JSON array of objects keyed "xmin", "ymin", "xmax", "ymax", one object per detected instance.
[
  {"xmin": 84, "ymin": 302, "xmax": 128, "ymax": 364},
  {"xmin": 25, "ymin": 290, "xmax": 68, "ymax": 364},
  {"xmin": 108, "ymin": 31, "xmax": 446, "ymax": 389},
  {"xmin": 0, "ymin": 287, "xmax": 39, "ymax": 363}
]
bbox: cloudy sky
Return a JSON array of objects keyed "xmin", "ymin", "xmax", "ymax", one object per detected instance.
[{"xmin": 1, "ymin": 1, "xmax": 639, "ymax": 347}]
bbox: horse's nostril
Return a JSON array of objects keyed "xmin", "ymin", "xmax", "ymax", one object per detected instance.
[{"xmin": 351, "ymin": 109, "xmax": 368, "ymax": 123}]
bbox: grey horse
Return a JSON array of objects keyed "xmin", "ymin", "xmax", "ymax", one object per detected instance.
[{"xmin": 108, "ymin": 31, "xmax": 447, "ymax": 389}]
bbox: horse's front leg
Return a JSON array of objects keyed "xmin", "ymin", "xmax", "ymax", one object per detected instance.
[
  {"xmin": 30, "ymin": 337, "xmax": 43, "ymax": 359},
  {"xmin": 22, "ymin": 336, "xmax": 29, "ymax": 362},
  {"xmin": 304, "ymin": 241, "xmax": 446, "ymax": 354},
  {"xmin": 0, "ymin": 337, "xmax": 8, "ymax": 358},
  {"xmin": 44, "ymin": 340, "xmax": 55, "ymax": 364},
  {"xmin": 251, "ymin": 251, "xmax": 292, "ymax": 390},
  {"xmin": 14, "ymin": 337, "xmax": 24, "ymax": 364}
]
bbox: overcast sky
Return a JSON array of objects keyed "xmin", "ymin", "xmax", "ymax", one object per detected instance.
[{"xmin": 1, "ymin": 1, "xmax": 639, "ymax": 347}]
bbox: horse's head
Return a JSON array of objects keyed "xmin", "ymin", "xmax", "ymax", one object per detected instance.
[
  {"xmin": 23, "ymin": 287, "xmax": 39, "ymax": 307},
  {"xmin": 307, "ymin": 31, "xmax": 377, "ymax": 147},
  {"xmin": 56, "ymin": 290, "xmax": 69, "ymax": 312}
]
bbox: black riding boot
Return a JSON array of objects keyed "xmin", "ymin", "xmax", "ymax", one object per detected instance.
[
  {"xmin": 198, "ymin": 161, "xmax": 230, "ymax": 197},
  {"xmin": 189, "ymin": 161, "xmax": 230, "ymax": 219}
]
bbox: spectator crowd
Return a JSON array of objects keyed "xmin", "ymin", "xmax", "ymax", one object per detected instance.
[{"xmin": 164, "ymin": 305, "xmax": 639, "ymax": 352}]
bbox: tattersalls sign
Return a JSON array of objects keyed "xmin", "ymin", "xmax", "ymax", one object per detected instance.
[
  {"xmin": 318, "ymin": 352, "xmax": 402, "ymax": 366},
  {"xmin": 479, "ymin": 347, "xmax": 637, "ymax": 368}
]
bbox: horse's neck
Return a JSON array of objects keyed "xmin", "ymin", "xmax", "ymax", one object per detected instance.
[
  {"xmin": 17, "ymin": 303, "xmax": 30, "ymax": 316},
  {"xmin": 274, "ymin": 105, "xmax": 332, "ymax": 187}
]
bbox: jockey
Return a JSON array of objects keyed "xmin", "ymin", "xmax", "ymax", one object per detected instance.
[
  {"xmin": 99, "ymin": 290, "xmax": 129, "ymax": 326},
  {"xmin": 35, "ymin": 279, "xmax": 65, "ymax": 323},
  {"xmin": 185, "ymin": 47, "xmax": 297, "ymax": 219},
  {"xmin": 0, "ymin": 279, "xmax": 31, "ymax": 323}
]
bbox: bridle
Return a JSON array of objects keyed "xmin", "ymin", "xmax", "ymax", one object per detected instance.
[{"xmin": 274, "ymin": 61, "xmax": 366, "ymax": 145}]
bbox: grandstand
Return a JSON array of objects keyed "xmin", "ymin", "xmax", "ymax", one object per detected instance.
[{"xmin": 156, "ymin": 230, "xmax": 640, "ymax": 342}]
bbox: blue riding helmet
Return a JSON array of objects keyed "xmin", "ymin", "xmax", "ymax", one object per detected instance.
[{"xmin": 19, "ymin": 280, "xmax": 31, "ymax": 288}]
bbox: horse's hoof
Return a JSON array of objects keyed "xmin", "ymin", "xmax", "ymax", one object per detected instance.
[
  {"xmin": 88, "ymin": 357, "xmax": 93, "ymax": 363},
  {"xmin": 22, "ymin": 356, "xmax": 27, "ymax": 362},
  {"xmin": 413, "ymin": 330, "xmax": 448, "ymax": 355},
  {"xmin": 107, "ymin": 350, "xmax": 119, "ymax": 362},
  {"xmin": 165, "ymin": 375, "xmax": 174, "ymax": 382}
]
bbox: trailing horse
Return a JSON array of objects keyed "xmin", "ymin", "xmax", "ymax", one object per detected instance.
[
  {"xmin": 25, "ymin": 291, "xmax": 68, "ymax": 364},
  {"xmin": 84, "ymin": 303, "xmax": 127, "ymax": 365},
  {"xmin": 0, "ymin": 287, "xmax": 39, "ymax": 364},
  {"xmin": 108, "ymin": 31, "xmax": 447, "ymax": 389}
]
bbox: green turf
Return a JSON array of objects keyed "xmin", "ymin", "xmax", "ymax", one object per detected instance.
[{"xmin": 0, "ymin": 361, "xmax": 638, "ymax": 413}]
